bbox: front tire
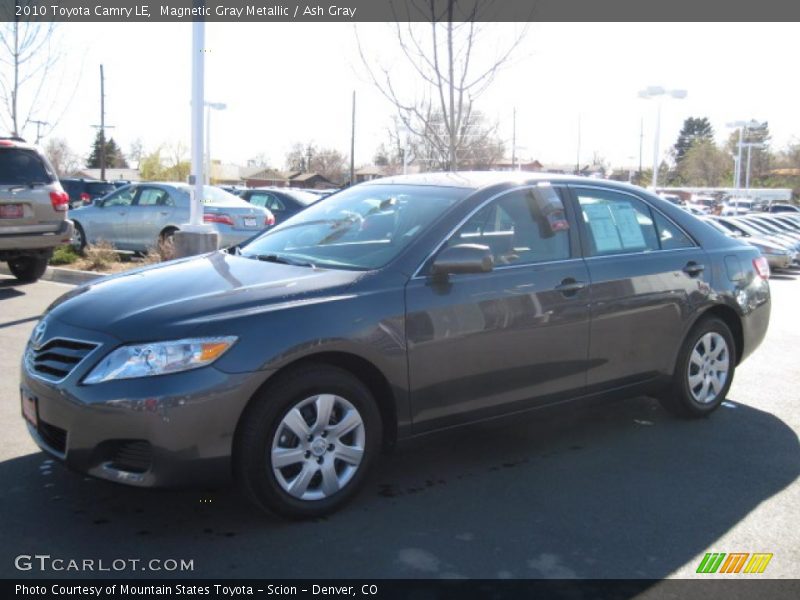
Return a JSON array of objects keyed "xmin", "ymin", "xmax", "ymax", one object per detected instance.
[
  {"xmin": 659, "ymin": 317, "xmax": 736, "ymax": 418},
  {"xmin": 8, "ymin": 252, "xmax": 50, "ymax": 283},
  {"xmin": 72, "ymin": 222, "xmax": 87, "ymax": 253},
  {"xmin": 234, "ymin": 364, "xmax": 381, "ymax": 518}
]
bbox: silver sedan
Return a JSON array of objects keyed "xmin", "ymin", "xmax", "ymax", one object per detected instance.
[{"xmin": 69, "ymin": 183, "xmax": 274, "ymax": 252}]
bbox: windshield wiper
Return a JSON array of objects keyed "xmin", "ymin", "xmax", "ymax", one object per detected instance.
[{"xmin": 252, "ymin": 254, "xmax": 316, "ymax": 268}]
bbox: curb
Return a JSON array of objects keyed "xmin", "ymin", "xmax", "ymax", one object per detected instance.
[{"xmin": 0, "ymin": 263, "xmax": 102, "ymax": 285}]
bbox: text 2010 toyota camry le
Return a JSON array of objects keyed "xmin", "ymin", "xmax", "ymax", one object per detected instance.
[{"xmin": 20, "ymin": 172, "xmax": 770, "ymax": 518}]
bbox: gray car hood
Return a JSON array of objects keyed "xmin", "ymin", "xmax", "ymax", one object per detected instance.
[{"xmin": 47, "ymin": 252, "xmax": 364, "ymax": 341}]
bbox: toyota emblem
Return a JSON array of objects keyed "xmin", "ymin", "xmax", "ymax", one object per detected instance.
[{"xmin": 31, "ymin": 320, "xmax": 47, "ymax": 349}]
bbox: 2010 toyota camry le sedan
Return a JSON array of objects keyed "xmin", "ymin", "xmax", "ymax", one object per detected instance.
[{"xmin": 20, "ymin": 172, "xmax": 771, "ymax": 518}]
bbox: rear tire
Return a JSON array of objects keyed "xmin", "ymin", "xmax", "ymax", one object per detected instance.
[
  {"xmin": 8, "ymin": 252, "xmax": 51, "ymax": 283},
  {"xmin": 234, "ymin": 364, "xmax": 381, "ymax": 519},
  {"xmin": 659, "ymin": 317, "xmax": 736, "ymax": 418}
]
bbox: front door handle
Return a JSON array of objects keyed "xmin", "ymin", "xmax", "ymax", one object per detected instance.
[
  {"xmin": 683, "ymin": 262, "xmax": 705, "ymax": 277},
  {"xmin": 555, "ymin": 279, "xmax": 587, "ymax": 295}
]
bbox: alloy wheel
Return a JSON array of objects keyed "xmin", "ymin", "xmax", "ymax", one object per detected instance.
[{"xmin": 687, "ymin": 332, "xmax": 730, "ymax": 404}]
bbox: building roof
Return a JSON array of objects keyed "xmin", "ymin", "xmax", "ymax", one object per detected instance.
[{"xmin": 74, "ymin": 168, "xmax": 141, "ymax": 181}]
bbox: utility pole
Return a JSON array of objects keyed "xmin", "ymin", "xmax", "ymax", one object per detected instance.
[
  {"xmin": 349, "ymin": 90, "xmax": 355, "ymax": 186},
  {"xmin": 30, "ymin": 120, "xmax": 49, "ymax": 144},
  {"xmin": 575, "ymin": 115, "xmax": 581, "ymax": 175},
  {"xmin": 512, "ymin": 108, "xmax": 518, "ymax": 170},
  {"xmin": 91, "ymin": 65, "xmax": 114, "ymax": 180}
]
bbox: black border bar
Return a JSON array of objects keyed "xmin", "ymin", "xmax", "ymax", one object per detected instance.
[
  {"xmin": 3, "ymin": 0, "xmax": 800, "ymax": 22},
  {"xmin": 6, "ymin": 579, "xmax": 800, "ymax": 600}
]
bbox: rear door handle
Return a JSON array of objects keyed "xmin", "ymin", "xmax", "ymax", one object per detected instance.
[
  {"xmin": 683, "ymin": 262, "xmax": 705, "ymax": 276},
  {"xmin": 555, "ymin": 279, "xmax": 587, "ymax": 295}
]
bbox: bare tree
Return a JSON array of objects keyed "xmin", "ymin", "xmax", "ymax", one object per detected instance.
[
  {"xmin": 43, "ymin": 137, "xmax": 81, "ymax": 176},
  {"xmin": 0, "ymin": 8, "xmax": 73, "ymax": 139},
  {"xmin": 285, "ymin": 142, "xmax": 348, "ymax": 184},
  {"xmin": 357, "ymin": 1, "xmax": 527, "ymax": 171}
]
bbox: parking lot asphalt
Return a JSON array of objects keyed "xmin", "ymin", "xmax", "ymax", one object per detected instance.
[{"xmin": 0, "ymin": 271, "xmax": 798, "ymax": 580}]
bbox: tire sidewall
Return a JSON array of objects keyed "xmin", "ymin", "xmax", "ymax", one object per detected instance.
[
  {"xmin": 237, "ymin": 366, "xmax": 381, "ymax": 518},
  {"xmin": 675, "ymin": 318, "xmax": 736, "ymax": 416}
]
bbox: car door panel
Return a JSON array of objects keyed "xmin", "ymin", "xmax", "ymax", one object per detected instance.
[
  {"xmin": 569, "ymin": 185, "xmax": 710, "ymax": 390},
  {"xmin": 405, "ymin": 185, "xmax": 591, "ymax": 433}
]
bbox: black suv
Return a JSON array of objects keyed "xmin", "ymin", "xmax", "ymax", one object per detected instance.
[{"xmin": 60, "ymin": 178, "xmax": 116, "ymax": 209}]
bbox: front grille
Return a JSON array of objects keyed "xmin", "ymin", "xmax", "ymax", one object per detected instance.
[
  {"xmin": 38, "ymin": 419, "xmax": 67, "ymax": 454},
  {"xmin": 26, "ymin": 338, "xmax": 98, "ymax": 381},
  {"xmin": 109, "ymin": 441, "xmax": 153, "ymax": 474}
]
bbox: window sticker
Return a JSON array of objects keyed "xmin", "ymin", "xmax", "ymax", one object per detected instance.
[
  {"xmin": 583, "ymin": 203, "xmax": 623, "ymax": 253},
  {"xmin": 609, "ymin": 202, "xmax": 647, "ymax": 250}
]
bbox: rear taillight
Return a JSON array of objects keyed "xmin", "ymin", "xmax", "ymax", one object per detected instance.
[
  {"xmin": 80, "ymin": 192, "xmax": 91, "ymax": 204},
  {"xmin": 265, "ymin": 213, "xmax": 275, "ymax": 227},
  {"xmin": 753, "ymin": 256, "xmax": 770, "ymax": 280},
  {"xmin": 49, "ymin": 190, "xmax": 69, "ymax": 212},
  {"xmin": 203, "ymin": 213, "xmax": 235, "ymax": 226}
]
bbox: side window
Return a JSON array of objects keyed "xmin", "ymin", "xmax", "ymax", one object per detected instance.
[
  {"xmin": 267, "ymin": 195, "xmax": 286, "ymax": 212},
  {"xmin": 248, "ymin": 193, "xmax": 268, "ymax": 208},
  {"xmin": 103, "ymin": 187, "xmax": 135, "ymax": 207},
  {"xmin": 446, "ymin": 187, "xmax": 571, "ymax": 266},
  {"xmin": 653, "ymin": 212, "xmax": 694, "ymax": 250},
  {"xmin": 136, "ymin": 188, "xmax": 172, "ymax": 207},
  {"xmin": 577, "ymin": 189, "xmax": 659, "ymax": 255}
]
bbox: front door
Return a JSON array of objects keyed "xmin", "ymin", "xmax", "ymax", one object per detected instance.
[{"xmin": 405, "ymin": 185, "xmax": 592, "ymax": 433}]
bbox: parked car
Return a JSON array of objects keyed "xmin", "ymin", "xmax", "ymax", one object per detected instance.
[
  {"xmin": 0, "ymin": 137, "xmax": 73, "ymax": 281},
  {"xmin": 683, "ymin": 203, "xmax": 709, "ymax": 215},
  {"xmin": 238, "ymin": 187, "xmax": 321, "ymax": 226},
  {"xmin": 217, "ymin": 185, "xmax": 247, "ymax": 196},
  {"xmin": 21, "ymin": 173, "xmax": 771, "ymax": 518},
  {"xmin": 60, "ymin": 178, "xmax": 117, "ymax": 209},
  {"xmin": 111, "ymin": 180, "xmax": 133, "ymax": 189},
  {"xmin": 69, "ymin": 183, "xmax": 275, "ymax": 253},
  {"xmin": 718, "ymin": 216, "xmax": 800, "ymax": 260},
  {"xmin": 721, "ymin": 199, "xmax": 754, "ymax": 216},
  {"xmin": 741, "ymin": 214, "xmax": 800, "ymax": 246},
  {"xmin": 764, "ymin": 203, "xmax": 800, "ymax": 214},
  {"xmin": 702, "ymin": 216, "xmax": 793, "ymax": 270}
]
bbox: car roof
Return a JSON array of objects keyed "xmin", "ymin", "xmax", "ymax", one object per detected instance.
[{"xmin": 359, "ymin": 170, "xmax": 640, "ymax": 192}]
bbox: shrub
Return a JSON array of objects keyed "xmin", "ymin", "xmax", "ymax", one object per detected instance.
[
  {"xmin": 50, "ymin": 245, "xmax": 79, "ymax": 265},
  {"xmin": 82, "ymin": 241, "xmax": 121, "ymax": 271}
]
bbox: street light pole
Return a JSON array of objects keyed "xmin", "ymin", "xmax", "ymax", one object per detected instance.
[
  {"xmin": 652, "ymin": 101, "xmax": 661, "ymax": 190},
  {"xmin": 204, "ymin": 102, "xmax": 226, "ymax": 185},
  {"xmin": 173, "ymin": 16, "xmax": 220, "ymax": 258},
  {"xmin": 638, "ymin": 86, "xmax": 687, "ymax": 192}
]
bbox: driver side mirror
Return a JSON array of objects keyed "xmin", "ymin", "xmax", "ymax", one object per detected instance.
[{"xmin": 431, "ymin": 244, "xmax": 493, "ymax": 281}]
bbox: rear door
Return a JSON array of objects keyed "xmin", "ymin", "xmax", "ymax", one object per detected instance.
[
  {"xmin": 405, "ymin": 184, "xmax": 591, "ymax": 432},
  {"xmin": 569, "ymin": 184, "xmax": 707, "ymax": 390},
  {"xmin": 126, "ymin": 185, "xmax": 175, "ymax": 250}
]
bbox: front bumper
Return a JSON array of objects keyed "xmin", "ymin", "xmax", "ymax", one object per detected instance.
[
  {"xmin": 20, "ymin": 318, "xmax": 270, "ymax": 488},
  {"xmin": 0, "ymin": 219, "xmax": 73, "ymax": 252}
]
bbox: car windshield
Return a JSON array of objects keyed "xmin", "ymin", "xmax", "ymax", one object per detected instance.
[
  {"xmin": 241, "ymin": 184, "xmax": 467, "ymax": 270},
  {"xmin": 0, "ymin": 148, "xmax": 55, "ymax": 185}
]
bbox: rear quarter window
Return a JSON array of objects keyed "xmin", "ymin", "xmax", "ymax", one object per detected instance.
[{"xmin": 0, "ymin": 148, "xmax": 55, "ymax": 185}]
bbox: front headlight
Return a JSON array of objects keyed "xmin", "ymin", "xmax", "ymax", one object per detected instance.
[{"xmin": 83, "ymin": 336, "xmax": 237, "ymax": 384}]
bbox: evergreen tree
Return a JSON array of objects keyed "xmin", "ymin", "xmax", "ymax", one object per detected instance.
[
  {"xmin": 86, "ymin": 131, "xmax": 129, "ymax": 169},
  {"xmin": 674, "ymin": 117, "xmax": 715, "ymax": 164}
]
